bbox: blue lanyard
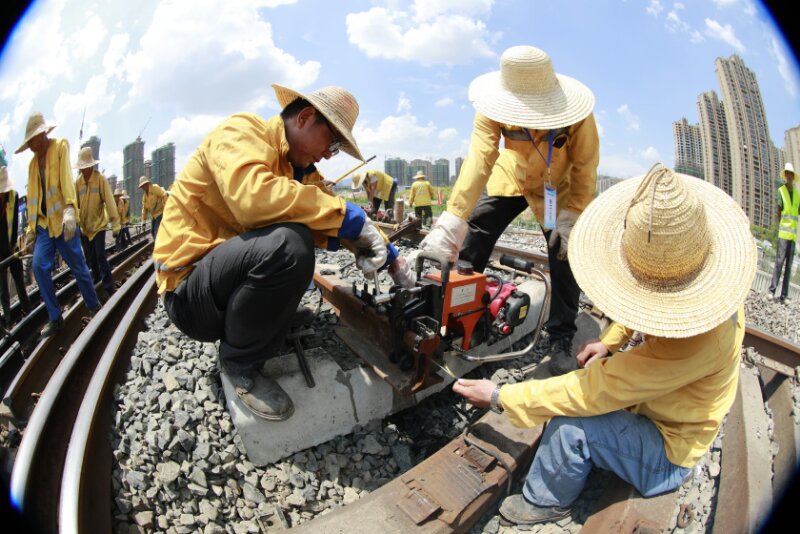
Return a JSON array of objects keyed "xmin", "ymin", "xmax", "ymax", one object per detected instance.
[{"xmin": 524, "ymin": 128, "xmax": 554, "ymax": 183}]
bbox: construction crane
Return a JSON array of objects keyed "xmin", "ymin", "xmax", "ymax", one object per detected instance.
[{"xmin": 138, "ymin": 116, "xmax": 151, "ymax": 140}]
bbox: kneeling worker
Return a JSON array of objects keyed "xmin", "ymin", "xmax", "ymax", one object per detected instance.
[
  {"xmin": 453, "ymin": 164, "xmax": 756, "ymax": 525},
  {"xmin": 153, "ymin": 84, "xmax": 416, "ymax": 421}
]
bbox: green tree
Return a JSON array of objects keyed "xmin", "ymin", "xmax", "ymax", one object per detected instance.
[
  {"xmin": 751, "ymin": 223, "xmax": 779, "ymax": 249},
  {"xmin": 0, "ymin": 146, "xmax": 7, "ymax": 167}
]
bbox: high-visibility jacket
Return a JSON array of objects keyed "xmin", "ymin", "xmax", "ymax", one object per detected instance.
[
  {"xmin": 153, "ymin": 113, "xmax": 353, "ymax": 293},
  {"xmin": 25, "ymin": 137, "xmax": 76, "ymax": 237},
  {"xmin": 409, "ymin": 178, "xmax": 434, "ymax": 207},
  {"xmin": 75, "ymin": 170, "xmax": 120, "ymax": 241},
  {"xmin": 447, "ymin": 112, "xmax": 599, "ymax": 223},
  {"xmin": 366, "ymin": 170, "xmax": 396, "ymax": 201},
  {"xmin": 0, "ymin": 190, "xmax": 20, "ymax": 257},
  {"xmin": 777, "ymin": 184, "xmax": 799, "ymax": 241},
  {"xmin": 117, "ymin": 198, "xmax": 129, "ymax": 225},
  {"xmin": 141, "ymin": 184, "xmax": 168, "ymax": 221}
]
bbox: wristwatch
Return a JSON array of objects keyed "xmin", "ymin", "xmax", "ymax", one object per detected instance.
[{"xmin": 490, "ymin": 384, "xmax": 504, "ymax": 414}]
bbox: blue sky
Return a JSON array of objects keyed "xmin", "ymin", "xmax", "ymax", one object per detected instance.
[{"xmin": 0, "ymin": 0, "xmax": 798, "ymax": 192}]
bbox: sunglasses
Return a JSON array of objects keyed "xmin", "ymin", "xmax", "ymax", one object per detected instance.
[{"xmin": 323, "ymin": 118, "xmax": 342, "ymax": 156}]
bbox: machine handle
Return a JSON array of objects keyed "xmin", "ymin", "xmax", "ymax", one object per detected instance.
[
  {"xmin": 415, "ymin": 250, "xmax": 452, "ymax": 287},
  {"xmin": 500, "ymin": 254, "xmax": 537, "ymax": 273}
]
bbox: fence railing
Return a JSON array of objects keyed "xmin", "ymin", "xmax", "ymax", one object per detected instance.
[{"xmin": 751, "ymin": 270, "xmax": 800, "ymax": 299}]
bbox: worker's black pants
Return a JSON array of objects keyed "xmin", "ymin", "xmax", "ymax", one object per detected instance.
[
  {"xmin": 116, "ymin": 226, "xmax": 131, "ymax": 251},
  {"xmin": 414, "ymin": 205, "xmax": 433, "ymax": 225},
  {"xmin": 163, "ymin": 224, "xmax": 315, "ymax": 375},
  {"xmin": 82, "ymin": 230, "xmax": 115, "ymax": 293},
  {"xmin": 151, "ymin": 215, "xmax": 162, "ymax": 240},
  {"xmin": 372, "ymin": 182, "xmax": 398, "ymax": 213},
  {"xmin": 0, "ymin": 255, "xmax": 31, "ymax": 326},
  {"xmin": 459, "ymin": 194, "xmax": 580, "ymax": 341},
  {"xmin": 769, "ymin": 237, "xmax": 795, "ymax": 299}
]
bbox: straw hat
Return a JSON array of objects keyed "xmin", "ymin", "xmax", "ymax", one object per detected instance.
[
  {"xmin": 568, "ymin": 163, "xmax": 756, "ymax": 338},
  {"xmin": 138, "ymin": 175, "xmax": 151, "ymax": 188},
  {"xmin": 351, "ymin": 171, "xmax": 367, "ymax": 190},
  {"xmin": 16, "ymin": 112, "xmax": 56, "ymax": 154},
  {"xmin": 468, "ymin": 46, "xmax": 595, "ymax": 130},
  {"xmin": 0, "ymin": 166, "xmax": 12, "ymax": 193},
  {"xmin": 780, "ymin": 162, "xmax": 795, "ymax": 180},
  {"xmin": 113, "ymin": 186, "xmax": 128, "ymax": 199},
  {"xmin": 413, "ymin": 171, "xmax": 426, "ymax": 180},
  {"xmin": 272, "ymin": 84, "xmax": 364, "ymax": 161},
  {"xmin": 74, "ymin": 146, "xmax": 99, "ymax": 170}
]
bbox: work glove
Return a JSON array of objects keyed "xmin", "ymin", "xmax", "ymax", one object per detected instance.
[
  {"xmin": 62, "ymin": 206, "xmax": 77, "ymax": 241},
  {"xmin": 352, "ymin": 218, "xmax": 387, "ymax": 276},
  {"xmin": 419, "ymin": 211, "xmax": 468, "ymax": 263},
  {"xmin": 548, "ymin": 209, "xmax": 580, "ymax": 261},
  {"xmin": 23, "ymin": 229, "xmax": 35, "ymax": 255},
  {"xmin": 388, "ymin": 256, "xmax": 416, "ymax": 288}
]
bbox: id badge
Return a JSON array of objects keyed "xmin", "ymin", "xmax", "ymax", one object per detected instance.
[{"xmin": 543, "ymin": 184, "xmax": 557, "ymax": 230}]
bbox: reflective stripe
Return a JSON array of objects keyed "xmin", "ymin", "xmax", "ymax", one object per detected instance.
[
  {"xmin": 784, "ymin": 215, "xmax": 798, "ymax": 221},
  {"xmin": 780, "ymin": 226, "xmax": 796, "ymax": 234}
]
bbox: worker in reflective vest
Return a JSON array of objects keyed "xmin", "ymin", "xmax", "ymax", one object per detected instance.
[{"xmin": 769, "ymin": 162, "xmax": 799, "ymax": 304}]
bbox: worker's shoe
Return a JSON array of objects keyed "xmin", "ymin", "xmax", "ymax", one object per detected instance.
[
  {"xmin": 531, "ymin": 331, "xmax": 552, "ymax": 358},
  {"xmin": 547, "ymin": 337, "xmax": 577, "ymax": 376},
  {"xmin": 499, "ymin": 494, "xmax": 570, "ymax": 525},
  {"xmin": 41, "ymin": 316, "xmax": 65, "ymax": 338},
  {"xmin": 226, "ymin": 368, "xmax": 294, "ymax": 421},
  {"xmin": 88, "ymin": 303, "xmax": 102, "ymax": 315},
  {"xmin": 289, "ymin": 305, "xmax": 315, "ymax": 330}
]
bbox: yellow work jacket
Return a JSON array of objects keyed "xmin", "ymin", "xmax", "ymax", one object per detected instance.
[
  {"xmin": 153, "ymin": 113, "xmax": 351, "ymax": 293},
  {"xmin": 117, "ymin": 198, "xmax": 129, "ymax": 225},
  {"xmin": 448, "ymin": 112, "xmax": 599, "ymax": 223},
  {"xmin": 26, "ymin": 138, "xmax": 76, "ymax": 237},
  {"xmin": 366, "ymin": 170, "xmax": 396, "ymax": 201},
  {"xmin": 141, "ymin": 184, "xmax": 167, "ymax": 221},
  {"xmin": 499, "ymin": 305, "xmax": 744, "ymax": 468},
  {"xmin": 2, "ymin": 190, "xmax": 18, "ymax": 249},
  {"xmin": 409, "ymin": 179, "xmax": 434, "ymax": 207},
  {"xmin": 777, "ymin": 184, "xmax": 799, "ymax": 241},
  {"xmin": 75, "ymin": 170, "xmax": 120, "ymax": 241}
]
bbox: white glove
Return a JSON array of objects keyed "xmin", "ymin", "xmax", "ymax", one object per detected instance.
[
  {"xmin": 418, "ymin": 211, "xmax": 468, "ymax": 263},
  {"xmin": 352, "ymin": 218, "xmax": 387, "ymax": 276},
  {"xmin": 548, "ymin": 209, "xmax": 579, "ymax": 261},
  {"xmin": 388, "ymin": 256, "xmax": 416, "ymax": 288},
  {"xmin": 62, "ymin": 206, "xmax": 77, "ymax": 241}
]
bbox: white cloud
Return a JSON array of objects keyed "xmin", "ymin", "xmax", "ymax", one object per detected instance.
[
  {"xmin": 101, "ymin": 150, "xmax": 123, "ymax": 178},
  {"xmin": 102, "ymin": 33, "xmax": 130, "ymax": 79},
  {"xmin": 123, "ymin": 0, "xmax": 319, "ymax": 114},
  {"xmin": 435, "ymin": 97, "xmax": 455, "ymax": 107},
  {"xmin": 639, "ymin": 146, "xmax": 660, "ymax": 161},
  {"xmin": 617, "ymin": 104, "xmax": 640, "ymax": 131},
  {"xmin": 412, "ymin": 0, "xmax": 494, "ymax": 20},
  {"xmin": 768, "ymin": 35, "xmax": 797, "ymax": 98},
  {"xmin": 598, "ymin": 147, "xmax": 661, "ymax": 179},
  {"xmin": 438, "ymin": 128, "xmax": 457, "ymax": 141},
  {"xmin": 156, "ymin": 114, "xmax": 226, "ymax": 171},
  {"xmin": 397, "ymin": 94, "xmax": 412, "ymax": 113},
  {"xmin": 711, "ymin": 0, "xmax": 737, "ymax": 7},
  {"xmin": 704, "ymin": 18, "xmax": 746, "ymax": 52},
  {"xmin": 67, "ymin": 11, "xmax": 107, "ymax": 61},
  {"xmin": 345, "ymin": 6, "xmax": 496, "ymax": 66},
  {"xmin": 665, "ymin": 10, "xmax": 690, "ymax": 33},
  {"xmin": 646, "ymin": 0, "xmax": 664, "ymax": 17}
]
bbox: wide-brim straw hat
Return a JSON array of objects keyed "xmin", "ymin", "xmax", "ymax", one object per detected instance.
[
  {"xmin": 468, "ymin": 46, "xmax": 595, "ymax": 130},
  {"xmin": 780, "ymin": 162, "xmax": 795, "ymax": 180},
  {"xmin": 569, "ymin": 163, "xmax": 756, "ymax": 338},
  {"xmin": 351, "ymin": 171, "xmax": 367, "ymax": 190},
  {"xmin": 272, "ymin": 84, "xmax": 364, "ymax": 161},
  {"xmin": 138, "ymin": 175, "xmax": 151, "ymax": 188},
  {"xmin": 0, "ymin": 166, "xmax": 11, "ymax": 193},
  {"xmin": 414, "ymin": 171, "xmax": 426, "ymax": 180},
  {"xmin": 74, "ymin": 146, "xmax": 100, "ymax": 169},
  {"xmin": 113, "ymin": 186, "xmax": 127, "ymax": 199},
  {"xmin": 16, "ymin": 112, "xmax": 56, "ymax": 154}
]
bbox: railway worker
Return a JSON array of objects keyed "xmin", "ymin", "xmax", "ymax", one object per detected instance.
[
  {"xmin": 153, "ymin": 84, "xmax": 416, "ymax": 421},
  {"xmin": 74, "ymin": 147, "xmax": 120, "ymax": 299},
  {"xmin": 113, "ymin": 186, "xmax": 131, "ymax": 251},
  {"xmin": 408, "ymin": 170, "xmax": 434, "ymax": 226},
  {"xmin": 138, "ymin": 175, "xmax": 167, "ymax": 240},
  {"xmin": 768, "ymin": 162, "xmax": 798, "ymax": 304},
  {"xmin": 453, "ymin": 164, "xmax": 756, "ymax": 526},
  {"xmin": 0, "ymin": 166, "xmax": 33, "ymax": 330},
  {"xmin": 419, "ymin": 45, "xmax": 599, "ymax": 376},
  {"xmin": 352, "ymin": 169, "xmax": 398, "ymax": 217},
  {"xmin": 15, "ymin": 112, "xmax": 102, "ymax": 337}
]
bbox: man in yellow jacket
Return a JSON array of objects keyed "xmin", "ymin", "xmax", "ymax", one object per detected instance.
[
  {"xmin": 139, "ymin": 176, "xmax": 167, "ymax": 240},
  {"xmin": 74, "ymin": 147, "xmax": 120, "ymax": 298},
  {"xmin": 352, "ymin": 169, "xmax": 398, "ymax": 218},
  {"xmin": 0, "ymin": 166, "xmax": 32, "ymax": 331},
  {"xmin": 768, "ymin": 162, "xmax": 798, "ymax": 304},
  {"xmin": 454, "ymin": 165, "xmax": 756, "ymax": 526},
  {"xmin": 420, "ymin": 46, "xmax": 599, "ymax": 376},
  {"xmin": 408, "ymin": 170, "xmax": 434, "ymax": 226},
  {"xmin": 153, "ymin": 84, "xmax": 416, "ymax": 421},
  {"xmin": 16, "ymin": 112, "xmax": 101, "ymax": 338},
  {"xmin": 113, "ymin": 186, "xmax": 131, "ymax": 251}
]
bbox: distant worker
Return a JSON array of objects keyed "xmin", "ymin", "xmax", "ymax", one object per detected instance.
[
  {"xmin": 114, "ymin": 186, "xmax": 131, "ymax": 251},
  {"xmin": 153, "ymin": 84, "xmax": 416, "ymax": 421},
  {"xmin": 74, "ymin": 147, "xmax": 120, "ymax": 299},
  {"xmin": 454, "ymin": 165, "xmax": 756, "ymax": 526},
  {"xmin": 408, "ymin": 170, "xmax": 434, "ymax": 226},
  {"xmin": 768, "ymin": 162, "xmax": 798, "ymax": 304},
  {"xmin": 16, "ymin": 112, "xmax": 101, "ymax": 337},
  {"xmin": 421, "ymin": 45, "xmax": 599, "ymax": 375},
  {"xmin": 139, "ymin": 175, "xmax": 167, "ymax": 239},
  {"xmin": 352, "ymin": 169, "xmax": 398, "ymax": 217},
  {"xmin": 0, "ymin": 166, "xmax": 32, "ymax": 331},
  {"xmin": 16, "ymin": 194, "xmax": 33, "ymax": 285}
]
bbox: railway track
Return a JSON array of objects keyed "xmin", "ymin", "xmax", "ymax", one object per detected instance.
[{"xmin": 1, "ymin": 227, "xmax": 798, "ymax": 533}]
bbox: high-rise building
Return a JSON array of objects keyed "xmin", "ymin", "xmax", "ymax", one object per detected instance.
[
  {"xmin": 454, "ymin": 157, "xmax": 464, "ymax": 183},
  {"xmin": 715, "ymin": 54, "xmax": 774, "ymax": 227},
  {"xmin": 151, "ymin": 143, "xmax": 176, "ymax": 190},
  {"xmin": 144, "ymin": 159, "xmax": 152, "ymax": 180},
  {"xmin": 80, "ymin": 136, "xmax": 101, "ymax": 170},
  {"xmin": 431, "ymin": 158, "xmax": 449, "ymax": 186},
  {"xmin": 697, "ymin": 91, "xmax": 733, "ymax": 196},
  {"xmin": 672, "ymin": 118, "xmax": 703, "ymax": 179},
  {"xmin": 407, "ymin": 159, "xmax": 432, "ymax": 184},
  {"xmin": 107, "ymin": 174, "xmax": 118, "ymax": 192},
  {"xmin": 596, "ymin": 175, "xmax": 623, "ymax": 195},
  {"xmin": 785, "ymin": 126, "xmax": 800, "ymax": 170},
  {"xmin": 385, "ymin": 157, "xmax": 407, "ymax": 187},
  {"xmin": 123, "ymin": 137, "xmax": 145, "ymax": 218}
]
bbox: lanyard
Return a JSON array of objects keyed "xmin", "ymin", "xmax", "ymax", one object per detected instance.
[{"xmin": 524, "ymin": 128, "xmax": 554, "ymax": 185}]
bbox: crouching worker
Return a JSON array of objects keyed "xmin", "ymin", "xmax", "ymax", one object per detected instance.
[
  {"xmin": 453, "ymin": 164, "xmax": 756, "ymax": 526},
  {"xmin": 153, "ymin": 84, "xmax": 416, "ymax": 421}
]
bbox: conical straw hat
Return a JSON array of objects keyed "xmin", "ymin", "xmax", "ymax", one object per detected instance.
[
  {"xmin": 74, "ymin": 146, "xmax": 99, "ymax": 169},
  {"xmin": 16, "ymin": 112, "xmax": 56, "ymax": 154},
  {"xmin": 138, "ymin": 175, "xmax": 151, "ymax": 188},
  {"xmin": 569, "ymin": 163, "xmax": 756, "ymax": 338},
  {"xmin": 414, "ymin": 171, "xmax": 426, "ymax": 180},
  {"xmin": 468, "ymin": 46, "xmax": 594, "ymax": 130},
  {"xmin": 272, "ymin": 84, "xmax": 364, "ymax": 161},
  {"xmin": 0, "ymin": 166, "xmax": 12, "ymax": 193}
]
